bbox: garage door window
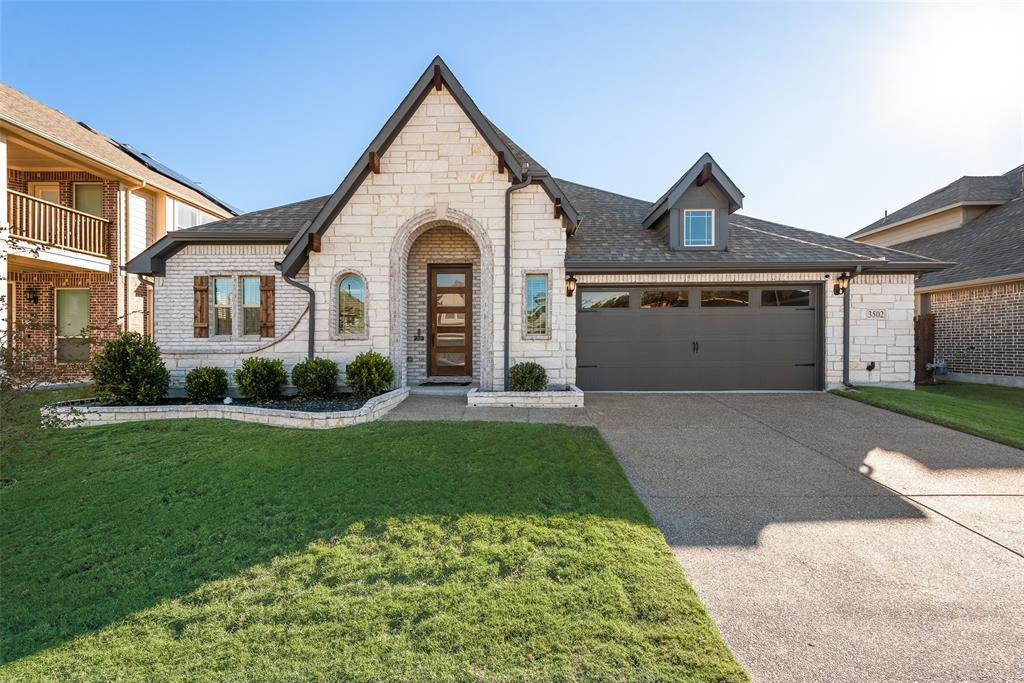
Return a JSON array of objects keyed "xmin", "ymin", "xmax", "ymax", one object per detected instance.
[
  {"xmin": 581, "ymin": 291, "xmax": 630, "ymax": 309},
  {"xmin": 761, "ymin": 289, "xmax": 811, "ymax": 307},
  {"xmin": 641, "ymin": 290, "xmax": 688, "ymax": 308},
  {"xmin": 701, "ymin": 290, "xmax": 749, "ymax": 307}
]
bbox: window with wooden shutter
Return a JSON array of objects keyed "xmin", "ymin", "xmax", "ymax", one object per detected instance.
[
  {"xmin": 193, "ymin": 276, "xmax": 209, "ymax": 337},
  {"xmin": 259, "ymin": 275, "xmax": 275, "ymax": 338}
]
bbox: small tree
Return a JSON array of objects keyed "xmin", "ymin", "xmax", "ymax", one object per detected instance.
[{"xmin": 90, "ymin": 332, "xmax": 170, "ymax": 405}]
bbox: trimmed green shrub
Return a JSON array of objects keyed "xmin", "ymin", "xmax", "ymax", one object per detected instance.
[
  {"xmin": 509, "ymin": 362, "xmax": 547, "ymax": 392},
  {"xmin": 90, "ymin": 331, "xmax": 170, "ymax": 405},
  {"xmin": 185, "ymin": 366, "xmax": 228, "ymax": 404},
  {"xmin": 345, "ymin": 351, "xmax": 395, "ymax": 398},
  {"xmin": 233, "ymin": 357, "xmax": 287, "ymax": 402},
  {"xmin": 292, "ymin": 357, "xmax": 339, "ymax": 399}
]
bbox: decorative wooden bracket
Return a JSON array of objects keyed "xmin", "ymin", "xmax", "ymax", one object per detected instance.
[
  {"xmin": 368, "ymin": 151, "xmax": 381, "ymax": 174},
  {"xmin": 553, "ymin": 198, "xmax": 562, "ymax": 219},
  {"xmin": 497, "ymin": 151, "xmax": 506, "ymax": 174},
  {"xmin": 307, "ymin": 232, "xmax": 321, "ymax": 252},
  {"xmin": 696, "ymin": 162, "xmax": 713, "ymax": 187},
  {"xmin": 433, "ymin": 65, "xmax": 442, "ymax": 91}
]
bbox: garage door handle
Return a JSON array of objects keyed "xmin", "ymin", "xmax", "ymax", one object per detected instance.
[
  {"xmin": 578, "ymin": 364, "xmax": 598, "ymax": 369},
  {"xmin": 692, "ymin": 341, "xmax": 699, "ymax": 353},
  {"xmin": 794, "ymin": 363, "xmax": 815, "ymax": 367}
]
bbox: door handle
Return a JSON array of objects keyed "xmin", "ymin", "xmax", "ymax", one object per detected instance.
[{"xmin": 692, "ymin": 341, "xmax": 699, "ymax": 353}]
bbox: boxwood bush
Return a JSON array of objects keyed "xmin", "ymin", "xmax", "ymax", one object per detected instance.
[
  {"xmin": 233, "ymin": 357, "xmax": 287, "ymax": 402},
  {"xmin": 291, "ymin": 357, "xmax": 339, "ymax": 399},
  {"xmin": 89, "ymin": 331, "xmax": 170, "ymax": 405},
  {"xmin": 508, "ymin": 361, "xmax": 547, "ymax": 392},
  {"xmin": 345, "ymin": 351, "xmax": 394, "ymax": 398},
  {"xmin": 185, "ymin": 366, "xmax": 228, "ymax": 404}
]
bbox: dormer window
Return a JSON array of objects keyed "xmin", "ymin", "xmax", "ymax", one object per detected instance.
[{"xmin": 684, "ymin": 209, "xmax": 714, "ymax": 246}]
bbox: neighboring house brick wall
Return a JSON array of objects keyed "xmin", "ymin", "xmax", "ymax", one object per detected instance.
[
  {"xmin": 927, "ymin": 281, "xmax": 1024, "ymax": 379},
  {"xmin": 577, "ymin": 271, "xmax": 916, "ymax": 388}
]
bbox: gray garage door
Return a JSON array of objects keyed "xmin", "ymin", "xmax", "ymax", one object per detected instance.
[{"xmin": 576, "ymin": 284, "xmax": 822, "ymax": 391}]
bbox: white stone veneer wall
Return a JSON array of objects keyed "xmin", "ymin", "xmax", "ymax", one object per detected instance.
[
  {"xmin": 152, "ymin": 86, "xmax": 573, "ymax": 390},
  {"xmin": 577, "ymin": 271, "xmax": 916, "ymax": 388}
]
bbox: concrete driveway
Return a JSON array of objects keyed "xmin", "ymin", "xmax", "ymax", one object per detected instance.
[{"xmin": 585, "ymin": 393, "xmax": 1024, "ymax": 683}]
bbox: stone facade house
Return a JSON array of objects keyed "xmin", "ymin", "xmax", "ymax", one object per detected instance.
[
  {"xmin": 850, "ymin": 165, "xmax": 1024, "ymax": 387},
  {"xmin": 126, "ymin": 58, "xmax": 947, "ymax": 393},
  {"xmin": 1, "ymin": 83, "xmax": 237, "ymax": 379}
]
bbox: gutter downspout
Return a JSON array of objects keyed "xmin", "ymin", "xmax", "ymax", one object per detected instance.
[
  {"xmin": 504, "ymin": 171, "xmax": 533, "ymax": 389},
  {"xmin": 842, "ymin": 266, "xmax": 863, "ymax": 388},
  {"xmin": 280, "ymin": 267, "xmax": 315, "ymax": 360}
]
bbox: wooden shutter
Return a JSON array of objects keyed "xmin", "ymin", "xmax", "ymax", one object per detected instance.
[
  {"xmin": 259, "ymin": 275, "xmax": 275, "ymax": 338},
  {"xmin": 193, "ymin": 276, "xmax": 209, "ymax": 338}
]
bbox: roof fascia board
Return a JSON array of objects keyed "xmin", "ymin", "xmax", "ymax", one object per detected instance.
[
  {"xmin": 124, "ymin": 233, "xmax": 291, "ymax": 275},
  {"xmin": 280, "ymin": 57, "xmax": 567, "ymax": 277},
  {"xmin": 565, "ymin": 260, "xmax": 953, "ymax": 274},
  {"xmin": 1, "ymin": 116, "xmax": 233, "ymax": 218},
  {"xmin": 850, "ymin": 201, "xmax": 1005, "ymax": 239},
  {"xmin": 915, "ymin": 272, "xmax": 1024, "ymax": 293}
]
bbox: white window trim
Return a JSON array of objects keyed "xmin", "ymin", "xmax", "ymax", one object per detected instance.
[
  {"xmin": 521, "ymin": 270, "xmax": 552, "ymax": 340},
  {"xmin": 330, "ymin": 270, "xmax": 370, "ymax": 341},
  {"xmin": 683, "ymin": 208, "xmax": 715, "ymax": 247},
  {"xmin": 54, "ymin": 287, "xmax": 90, "ymax": 364}
]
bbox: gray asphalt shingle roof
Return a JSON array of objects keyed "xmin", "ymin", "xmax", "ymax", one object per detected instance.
[
  {"xmin": 892, "ymin": 194, "xmax": 1024, "ymax": 288},
  {"xmin": 851, "ymin": 166, "xmax": 1023, "ymax": 238},
  {"xmin": 556, "ymin": 178, "xmax": 942, "ymax": 269},
  {"xmin": 175, "ymin": 194, "xmax": 329, "ymax": 238}
]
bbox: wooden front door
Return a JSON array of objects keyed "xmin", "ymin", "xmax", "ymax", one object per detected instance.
[{"xmin": 428, "ymin": 265, "xmax": 472, "ymax": 376}]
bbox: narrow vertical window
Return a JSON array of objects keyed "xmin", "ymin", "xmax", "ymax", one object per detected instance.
[
  {"xmin": 56, "ymin": 289, "xmax": 90, "ymax": 362},
  {"xmin": 213, "ymin": 277, "xmax": 234, "ymax": 336},
  {"xmin": 241, "ymin": 277, "xmax": 261, "ymax": 336},
  {"xmin": 338, "ymin": 274, "xmax": 366, "ymax": 335},
  {"xmin": 525, "ymin": 273, "xmax": 549, "ymax": 336},
  {"xmin": 683, "ymin": 209, "xmax": 714, "ymax": 246}
]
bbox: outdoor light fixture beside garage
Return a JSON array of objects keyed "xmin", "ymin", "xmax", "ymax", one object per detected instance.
[
  {"xmin": 833, "ymin": 272, "xmax": 851, "ymax": 296},
  {"xmin": 565, "ymin": 274, "xmax": 577, "ymax": 297}
]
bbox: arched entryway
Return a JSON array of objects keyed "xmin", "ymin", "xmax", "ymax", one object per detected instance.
[{"xmin": 389, "ymin": 207, "xmax": 495, "ymax": 389}]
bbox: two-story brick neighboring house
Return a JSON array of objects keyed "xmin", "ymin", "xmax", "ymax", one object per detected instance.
[
  {"xmin": 1, "ymin": 83, "xmax": 237, "ymax": 379},
  {"xmin": 126, "ymin": 57, "xmax": 948, "ymax": 394},
  {"xmin": 850, "ymin": 165, "xmax": 1024, "ymax": 387}
]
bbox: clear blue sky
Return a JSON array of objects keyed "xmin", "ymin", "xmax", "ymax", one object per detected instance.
[{"xmin": 3, "ymin": 1, "xmax": 1021, "ymax": 235}]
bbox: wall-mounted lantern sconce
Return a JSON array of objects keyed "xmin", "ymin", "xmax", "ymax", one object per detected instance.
[
  {"xmin": 26, "ymin": 288, "xmax": 40, "ymax": 305},
  {"xmin": 565, "ymin": 274, "xmax": 577, "ymax": 297},
  {"xmin": 832, "ymin": 272, "xmax": 851, "ymax": 296}
]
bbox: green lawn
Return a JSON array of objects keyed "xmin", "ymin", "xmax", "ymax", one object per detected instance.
[
  {"xmin": 0, "ymin": 391, "xmax": 745, "ymax": 682},
  {"xmin": 832, "ymin": 383, "xmax": 1024, "ymax": 449}
]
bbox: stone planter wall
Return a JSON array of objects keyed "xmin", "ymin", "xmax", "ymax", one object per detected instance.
[
  {"xmin": 466, "ymin": 385, "xmax": 583, "ymax": 408},
  {"xmin": 45, "ymin": 388, "xmax": 409, "ymax": 430}
]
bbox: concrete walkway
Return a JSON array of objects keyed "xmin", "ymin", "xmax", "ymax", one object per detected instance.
[{"xmin": 384, "ymin": 392, "xmax": 1024, "ymax": 682}]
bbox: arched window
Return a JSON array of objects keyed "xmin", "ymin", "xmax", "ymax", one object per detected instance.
[{"xmin": 337, "ymin": 274, "xmax": 366, "ymax": 335}]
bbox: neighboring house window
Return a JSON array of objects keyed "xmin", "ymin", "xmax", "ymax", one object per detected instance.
[
  {"xmin": 170, "ymin": 199, "xmax": 218, "ymax": 232},
  {"xmin": 241, "ymin": 277, "xmax": 262, "ymax": 336},
  {"xmin": 337, "ymin": 274, "xmax": 366, "ymax": 335},
  {"xmin": 683, "ymin": 209, "xmax": 714, "ymax": 246},
  {"xmin": 73, "ymin": 184, "xmax": 103, "ymax": 218},
  {"xmin": 212, "ymin": 277, "xmax": 234, "ymax": 336},
  {"xmin": 524, "ymin": 273, "xmax": 549, "ymax": 336},
  {"xmin": 29, "ymin": 182, "xmax": 60, "ymax": 205},
  {"xmin": 56, "ymin": 288, "xmax": 90, "ymax": 362}
]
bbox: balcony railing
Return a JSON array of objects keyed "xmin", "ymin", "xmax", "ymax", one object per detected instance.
[{"xmin": 7, "ymin": 190, "xmax": 109, "ymax": 258}]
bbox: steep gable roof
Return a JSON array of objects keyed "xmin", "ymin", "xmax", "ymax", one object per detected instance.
[
  {"xmin": 0, "ymin": 82, "xmax": 238, "ymax": 216},
  {"xmin": 641, "ymin": 153, "xmax": 744, "ymax": 228},
  {"xmin": 277, "ymin": 56, "xmax": 578, "ymax": 277},
  {"xmin": 850, "ymin": 164, "xmax": 1023, "ymax": 239}
]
